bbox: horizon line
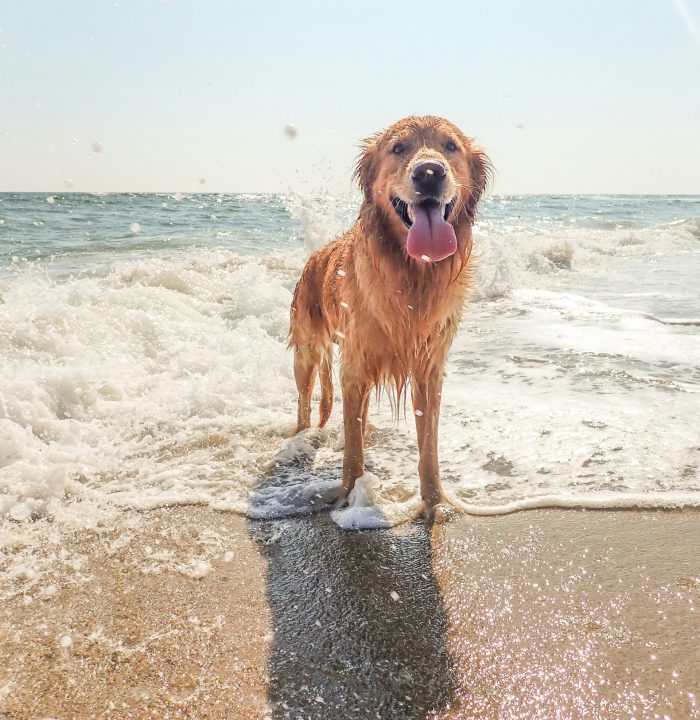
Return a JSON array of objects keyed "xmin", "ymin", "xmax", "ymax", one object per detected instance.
[{"xmin": 1, "ymin": 190, "xmax": 699, "ymax": 198}]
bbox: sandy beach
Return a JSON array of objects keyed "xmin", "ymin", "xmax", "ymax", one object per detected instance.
[
  {"xmin": 3, "ymin": 1, "xmax": 700, "ymax": 719},
  {"xmin": 1, "ymin": 507, "xmax": 698, "ymax": 720}
]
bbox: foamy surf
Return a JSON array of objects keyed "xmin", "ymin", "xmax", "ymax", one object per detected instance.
[
  {"xmin": 330, "ymin": 474, "xmax": 424, "ymax": 530},
  {"xmin": 1, "ymin": 193, "xmax": 699, "ymax": 532},
  {"xmin": 449, "ymin": 491, "xmax": 700, "ymax": 516}
]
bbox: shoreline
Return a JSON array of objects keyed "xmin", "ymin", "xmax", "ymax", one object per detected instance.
[{"xmin": 1, "ymin": 506, "xmax": 699, "ymax": 719}]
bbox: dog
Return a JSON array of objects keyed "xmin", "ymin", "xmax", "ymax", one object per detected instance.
[{"xmin": 289, "ymin": 116, "xmax": 490, "ymax": 518}]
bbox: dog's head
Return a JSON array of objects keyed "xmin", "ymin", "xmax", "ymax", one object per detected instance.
[{"xmin": 355, "ymin": 116, "xmax": 490, "ymax": 262}]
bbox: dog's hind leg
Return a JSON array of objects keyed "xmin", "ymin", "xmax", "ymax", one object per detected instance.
[
  {"xmin": 318, "ymin": 354, "xmax": 334, "ymax": 428},
  {"xmin": 294, "ymin": 345, "xmax": 318, "ymax": 433}
]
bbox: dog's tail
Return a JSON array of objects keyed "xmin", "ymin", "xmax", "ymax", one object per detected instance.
[{"xmin": 318, "ymin": 354, "xmax": 334, "ymax": 428}]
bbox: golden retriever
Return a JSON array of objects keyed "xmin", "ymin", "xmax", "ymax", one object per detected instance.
[{"xmin": 289, "ymin": 115, "xmax": 490, "ymax": 519}]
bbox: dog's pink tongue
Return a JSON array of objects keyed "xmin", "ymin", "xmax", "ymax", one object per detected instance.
[{"xmin": 406, "ymin": 202, "xmax": 457, "ymax": 262}]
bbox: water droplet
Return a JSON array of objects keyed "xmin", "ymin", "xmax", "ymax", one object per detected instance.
[{"xmin": 129, "ymin": 222, "xmax": 141, "ymax": 234}]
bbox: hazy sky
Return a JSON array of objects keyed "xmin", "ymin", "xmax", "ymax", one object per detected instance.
[{"xmin": 2, "ymin": 0, "xmax": 700, "ymax": 194}]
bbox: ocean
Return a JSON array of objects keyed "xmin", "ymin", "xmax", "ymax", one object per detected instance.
[{"xmin": 1, "ymin": 192, "xmax": 699, "ymax": 529}]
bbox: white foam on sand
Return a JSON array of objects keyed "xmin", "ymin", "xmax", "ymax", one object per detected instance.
[{"xmin": 329, "ymin": 474, "xmax": 423, "ymax": 531}]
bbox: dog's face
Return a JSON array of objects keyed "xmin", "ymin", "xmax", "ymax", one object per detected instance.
[{"xmin": 356, "ymin": 116, "xmax": 490, "ymax": 261}]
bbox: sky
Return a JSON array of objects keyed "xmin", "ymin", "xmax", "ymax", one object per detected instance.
[{"xmin": 1, "ymin": 0, "xmax": 700, "ymax": 195}]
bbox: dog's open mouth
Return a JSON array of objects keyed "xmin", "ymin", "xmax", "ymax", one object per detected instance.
[
  {"xmin": 391, "ymin": 197, "xmax": 456, "ymax": 229},
  {"xmin": 390, "ymin": 198, "xmax": 458, "ymax": 262}
]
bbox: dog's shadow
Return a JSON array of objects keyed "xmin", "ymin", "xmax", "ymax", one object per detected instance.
[{"xmin": 246, "ymin": 431, "xmax": 456, "ymax": 719}]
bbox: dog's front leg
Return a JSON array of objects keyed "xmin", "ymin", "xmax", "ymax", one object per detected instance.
[
  {"xmin": 413, "ymin": 366, "xmax": 445, "ymax": 515},
  {"xmin": 341, "ymin": 379, "xmax": 370, "ymax": 497}
]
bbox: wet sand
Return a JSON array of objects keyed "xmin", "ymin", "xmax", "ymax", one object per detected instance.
[{"xmin": 1, "ymin": 507, "xmax": 699, "ymax": 719}]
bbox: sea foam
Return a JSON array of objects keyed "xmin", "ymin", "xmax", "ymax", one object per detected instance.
[{"xmin": 1, "ymin": 195, "xmax": 700, "ymax": 531}]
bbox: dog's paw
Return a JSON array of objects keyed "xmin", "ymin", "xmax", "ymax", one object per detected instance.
[
  {"xmin": 319, "ymin": 485, "xmax": 350, "ymax": 509},
  {"xmin": 422, "ymin": 498, "xmax": 459, "ymax": 525}
]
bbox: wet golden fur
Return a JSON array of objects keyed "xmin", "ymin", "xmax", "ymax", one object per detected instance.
[{"xmin": 289, "ymin": 116, "xmax": 490, "ymax": 516}]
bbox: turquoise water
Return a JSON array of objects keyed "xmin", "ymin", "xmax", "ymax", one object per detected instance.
[
  {"xmin": 0, "ymin": 193, "xmax": 298, "ymax": 272},
  {"xmin": 1, "ymin": 193, "xmax": 698, "ymax": 267},
  {"xmin": 1, "ymin": 192, "xmax": 699, "ymax": 526}
]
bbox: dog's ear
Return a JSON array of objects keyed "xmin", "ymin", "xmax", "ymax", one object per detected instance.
[
  {"xmin": 466, "ymin": 145, "xmax": 492, "ymax": 221},
  {"xmin": 354, "ymin": 133, "xmax": 381, "ymax": 202}
]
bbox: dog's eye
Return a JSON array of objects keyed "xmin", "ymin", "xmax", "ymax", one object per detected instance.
[
  {"xmin": 392, "ymin": 143, "xmax": 405, "ymax": 155},
  {"xmin": 445, "ymin": 141, "xmax": 457, "ymax": 152}
]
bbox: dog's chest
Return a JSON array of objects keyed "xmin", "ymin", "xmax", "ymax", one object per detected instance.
[{"xmin": 343, "ymin": 277, "xmax": 464, "ymax": 360}]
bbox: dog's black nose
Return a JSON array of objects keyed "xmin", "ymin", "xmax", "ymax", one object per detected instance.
[{"xmin": 411, "ymin": 161, "xmax": 446, "ymax": 193}]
